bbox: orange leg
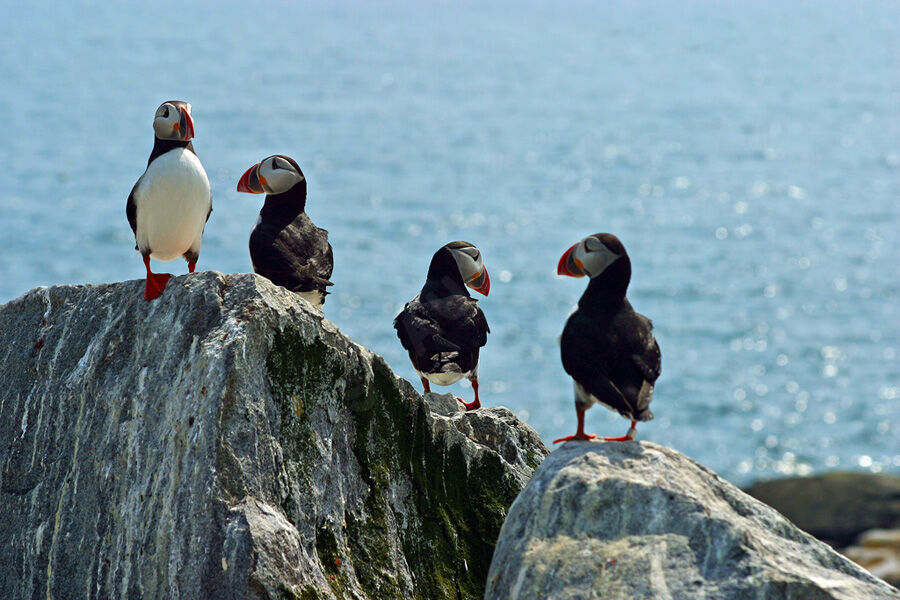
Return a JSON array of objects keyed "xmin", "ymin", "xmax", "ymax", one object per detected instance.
[
  {"xmin": 143, "ymin": 255, "xmax": 171, "ymax": 301},
  {"xmin": 553, "ymin": 408, "xmax": 597, "ymax": 443},
  {"xmin": 603, "ymin": 420, "xmax": 637, "ymax": 442},
  {"xmin": 458, "ymin": 379, "xmax": 481, "ymax": 411}
]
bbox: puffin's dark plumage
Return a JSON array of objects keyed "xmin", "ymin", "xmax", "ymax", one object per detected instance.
[
  {"xmin": 554, "ymin": 233, "xmax": 661, "ymax": 443},
  {"xmin": 237, "ymin": 155, "xmax": 333, "ymax": 306},
  {"xmin": 394, "ymin": 241, "xmax": 491, "ymax": 410},
  {"xmin": 127, "ymin": 100, "xmax": 212, "ymax": 301}
]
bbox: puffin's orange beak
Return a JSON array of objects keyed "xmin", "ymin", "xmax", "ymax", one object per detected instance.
[
  {"xmin": 557, "ymin": 244, "xmax": 585, "ymax": 277},
  {"xmin": 179, "ymin": 109, "xmax": 195, "ymax": 141},
  {"xmin": 237, "ymin": 163, "xmax": 264, "ymax": 193},
  {"xmin": 469, "ymin": 267, "xmax": 491, "ymax": 296}
]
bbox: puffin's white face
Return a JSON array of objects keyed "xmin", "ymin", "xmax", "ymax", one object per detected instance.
[
  {"xmin": 237, "ymin": 155, "xmax": 305, "ymax": 195},
  {"xmin": 449, "ymin": 244, "xmax": 490, "ymax": 295},
  {"xmin": 559, "ymin": 235, "xmax": 621, "ymax": 278},
  {"xmin": 256, "ymin": 155, "xmax": 305, "ymax": 194},
  {"xmin": 152, "ymin": 101, "xmax": 194, "ymax": 141}
]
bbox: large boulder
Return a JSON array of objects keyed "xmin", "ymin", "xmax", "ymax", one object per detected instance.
[
  {"xmin": 0, "ymin": 272, "xmax": 548, "ymax": 600},
  {"xmin": 485, "ymin": 441, "xmax": 900, "ymax": 600}
]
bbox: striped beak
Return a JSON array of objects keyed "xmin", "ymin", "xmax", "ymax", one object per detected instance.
[
  {"xmin": 178, "ymin": 108, "xmax": 195, "ymax": 141},
  {"xmin": 557, "ymin": 244, "xmax": 586, "ymax": 277},
  {"xmin": 237, "ymin": 163, "xmax": 264, "ymax": 194},
  {"xmin": 467, "ymin": 267, "xmax": 491, "ymax": 296}
]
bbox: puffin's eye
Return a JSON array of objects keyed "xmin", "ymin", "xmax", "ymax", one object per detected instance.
[
  {"xmin": 270, "ymin": 157, "xmax": 280, "ymax": 170},
  {"xmin": 584, "ymin": 237, "xmax": 604, "ymax": 252},
  {"xmin": 162, "ymin": 106, "xmax": 170, "ymax": 118}
]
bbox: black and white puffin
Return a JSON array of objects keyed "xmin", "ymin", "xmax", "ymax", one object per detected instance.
[
  {"xmin": 236, "ymin": 155, "xmax": 333, "ymax": 307},
  {"xmin": 126, "ymin": 100, "xmax": 212, "ymax": 301},
  {"xmin": 554, "ymin": 233, "xmax": 661, "ymax": 443},
  {"xmin": 394, "ymin": 241, "xmax": 491, "ymax": 410}
]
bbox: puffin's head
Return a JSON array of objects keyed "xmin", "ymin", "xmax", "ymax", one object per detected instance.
[
  {"xmin": 237, "ymin": 155, "xmax": 305, "ymax": 195},
  {"xmin": 558, "ymin": 233, "xmax": 627, "ymax": 278},
  {"xmin": 153, "ymin": 101, "xmax": 194, "ymax": 141},
  {"xmin": 444, "ymin": 241, "xmax": 490, "ymax": 296}
]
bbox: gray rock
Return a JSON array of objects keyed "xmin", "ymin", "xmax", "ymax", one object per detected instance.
[
  {"xmin": 0, "ymin": 272, "xmax": 549, "ymax": 600},
  {"xmin": 485, "ymin": 441, "xmax": 900, "ymax": 600},
  {"xmin": 424, "ymin": 391, "xmax": 465, "ymax": 416}
]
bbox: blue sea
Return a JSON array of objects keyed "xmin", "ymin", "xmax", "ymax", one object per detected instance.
[{"xmin": 1, "ymin": 1, "xmax": 897, "ymax": 486}]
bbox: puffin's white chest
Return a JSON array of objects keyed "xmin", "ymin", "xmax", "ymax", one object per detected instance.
[
  {"xmin": 419, "ymin": 370, "xmax": 465, "ymax": 386},
  {"xmin": 416, "ymin": 364, "xmax": 478, "ymax": 387},
  {"xmin": 135, "ymin": 149, "xmax": 211, "ymax": 261},
  {"xmin": 296, "ymin": 289, "xmax": 326, "ymax": 307}
]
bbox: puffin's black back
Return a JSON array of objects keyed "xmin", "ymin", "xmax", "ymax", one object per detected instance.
[
  {"xmin": 249, "ymin": 172, "xmax": 334, "ymax": 298},
  {"xmin": 560, "ymin": 251, "xmax": 660, "ymax": 421},
  {"xmin": 394, "ymin": 243, "xmax": 489, "ymax": 375}
]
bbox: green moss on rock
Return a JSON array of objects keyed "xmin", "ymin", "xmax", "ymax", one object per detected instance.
[
  {"xmin": 276, "ymin": 582, "xmax": 314, "ymax": 600},
  {"xmin": 295, "ymin": 586, "xmax": 322, "ymax": 600},
  {"xmin": 526, "ymin": 448, "xmax": 539, "ymax": 470},
  {"xmin": 267, "ymin": 328, "xmax": 339, "ymax": 521},
  {"xmin": 348, "ymin": 357, "xmax": 517, "ymax": 600},
  {"xmin": 265, "ymin": 327, "xmax": 524, "ymax": 600}
]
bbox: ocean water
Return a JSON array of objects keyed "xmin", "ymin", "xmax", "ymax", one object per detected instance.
[{"xmin": 1, "ymin": 1, "xmax": 897, "ymax": 486}]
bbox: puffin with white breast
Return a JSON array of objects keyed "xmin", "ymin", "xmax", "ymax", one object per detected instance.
[
  {"xmin": 126, "ymin": 100, "xmax": 212, "ymax": 301},
  {"xmin": 236, "ymin": 154, "xmax": 333, "ymax": 306},
  {"xmin": 554, "ymin": 233, "xmax": 661, "ymax": 443},
  {"xmin": 394, "ymin": 241, "xmax": 491, "ymax": 410}
]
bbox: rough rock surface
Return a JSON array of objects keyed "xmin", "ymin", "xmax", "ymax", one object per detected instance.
[
  {"xmin": 0, "ymin": 272, "xmax": 549, "ymax": 600},
  {"xmin": 485, "ymin": 441, "xmax": 900, "ymax": 600},
  {"xmin": 744, "ymin": 473, "xmax": 900, "ymax": 547}
]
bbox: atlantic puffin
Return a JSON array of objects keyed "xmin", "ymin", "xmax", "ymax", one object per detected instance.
[
  {"xmin": 394, "ymin": 241, "xmax": 491, "ymax": 410},
  {"xmin": 554, "ymin": 233, "xmax": 661, "ymax": 443},
  {"xmin": 126, "ymin": 100, "xmax": 212, "ymax": 301},
  {"xmin": 237, "ymin": 155, "xmax": 333, "ymax": 307}
]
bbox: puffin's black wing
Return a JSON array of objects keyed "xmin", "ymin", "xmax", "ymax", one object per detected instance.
[
  {"xmin": 612, "ymin": 307, "xmax": 660, "ymax": 420},
  {"xmin": 394, "ymin": 295, "xmax": 489, "ymax": 374},
  {"xmin": 287, "ymin": 263, "xmax": 334, "ymax": 294},
  {"xmin": 250, "ymin": 220, "xmax": 334, "ymax": 294},
  {"xmin": 395, "ymin": 302, "xmax": 458, "ymax": 351},
  {"xmin": 620, "ymin": 310, "xmax": 661, "ymax": 383},
  {"xmin": 560, "ymin": 312, "xmax": 627, "ymax": 411},
  {"xmin": 126, "ymin": 179, "xmax": 140, "ymax": 246},
  {"xmin": 561, "ymin": 304, "xmax": 659, "ymax": 421},
  {"xmin": 317, "ymin": 229, "xmax": 334, "ymax": 279},
  {"xmin": 428, "ymin": 295, "xmax": 489, "ymax": 350}
]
